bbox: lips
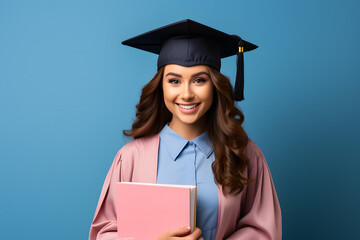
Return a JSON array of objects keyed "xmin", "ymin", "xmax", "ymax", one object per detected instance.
[
  {"xmin": 176, "ymin": 103, "xmax": 201, "ymax": 113},
  {"xmin": 177, "ymin": 103, "xmax": 200, "ymax": 109}
]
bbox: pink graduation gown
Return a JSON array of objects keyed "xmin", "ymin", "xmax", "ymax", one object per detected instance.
[{"xmin": 89, "ymin": 134, "xmax": 282, "ymax": 240}]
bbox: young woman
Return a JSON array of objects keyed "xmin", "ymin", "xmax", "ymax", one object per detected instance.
[{"xmin": 89, "ymin": 19, "xmax": 281, "ymax": 240}]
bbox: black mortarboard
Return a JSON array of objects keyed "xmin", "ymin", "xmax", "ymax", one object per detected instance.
[{"xmin": 122, "ymin": 19, "xmax": 257, "ymax": 101}]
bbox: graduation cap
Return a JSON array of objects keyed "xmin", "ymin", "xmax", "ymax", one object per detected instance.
[{"xmin": 122, "ymin": 19, "xmax": 257, "ymax": 101}]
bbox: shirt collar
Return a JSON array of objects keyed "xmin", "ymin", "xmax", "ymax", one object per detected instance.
[
  {"xmin": 160, "ymin": 124, "xmax": 214, "ymax": 161},
  {"xmin": 192, "ymin": 131, "xmax": 214, "ymax": 159}
]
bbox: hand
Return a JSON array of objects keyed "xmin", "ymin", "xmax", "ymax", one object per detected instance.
[{"xmin": 157, "ymin": 226, "xmax": 203, "ymax": 240}]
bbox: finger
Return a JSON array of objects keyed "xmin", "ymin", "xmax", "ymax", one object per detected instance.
[
  {"xmin": 167, "ymin": 226, "xmax": 191, "ymax": 237},
  {"xmin": 189, "ymin": 227, "xmax": 202, "ymax": 239}
]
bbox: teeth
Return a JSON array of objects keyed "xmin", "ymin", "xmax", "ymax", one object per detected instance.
[{"xmin": 179, "ymin": 104, "xmax": 198, "ymax": 109}]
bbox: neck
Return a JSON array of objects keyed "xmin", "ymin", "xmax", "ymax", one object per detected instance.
[{"xmin": 168, "ymin": 119, "xmax": 207, "ymax": 140}]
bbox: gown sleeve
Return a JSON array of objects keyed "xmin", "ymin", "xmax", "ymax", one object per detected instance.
[
  {"xmin": 89, "ymin": 150, "xmax": 123, "ymax": 240},
  {"xmin": 226, "ymin": 142, "xmax": 282, "ymax": 240}
]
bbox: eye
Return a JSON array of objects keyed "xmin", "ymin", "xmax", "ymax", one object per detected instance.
[
  {"xmin": 168, "ymin": 78, "xmax": 180, "ymax": 84},
  {"xmin": 194, "ymin": 78, "xmax": 206, "ymax": 84}
]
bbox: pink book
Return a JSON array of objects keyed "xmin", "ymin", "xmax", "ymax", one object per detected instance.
[{"xmin": 116, "ymin": 182, "xmax": 197, "ymax": 240}]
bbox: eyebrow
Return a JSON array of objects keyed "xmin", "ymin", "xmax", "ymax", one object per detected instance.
[{"xmin": 165, "ymin": 71, "xmax": 210, "ymax": 78}]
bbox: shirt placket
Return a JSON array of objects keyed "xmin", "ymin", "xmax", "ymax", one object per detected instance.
[{"xmin": 188, "ymin": 141, "xmax": 197, "ymax": 186}]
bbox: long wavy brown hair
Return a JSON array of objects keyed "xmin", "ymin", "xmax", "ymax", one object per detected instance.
[{"xmin": 124, "ymin": 66, "xmax": 250, "ymax": 195}]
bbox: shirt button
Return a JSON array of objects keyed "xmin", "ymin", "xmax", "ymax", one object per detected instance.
[{"xmin": 188, "ymin": 141, "xmax": 194, "ymax": 145}]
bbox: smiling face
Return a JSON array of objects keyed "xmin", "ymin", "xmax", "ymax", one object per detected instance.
[{"xmin": 162, "ymin": 64, "xmax": 214, "ymax": 137}]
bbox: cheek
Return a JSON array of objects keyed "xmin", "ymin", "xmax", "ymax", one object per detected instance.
[
  {"xmin": 201, "ymin": 85, "xmax": 214, "ymax": 105},
  {"xmin": 162, "ymin": 87, "xmax": 175, "ymax": 112},
  {"xmin": 162, "ymin": 88, "xmax": 171, "ymax": 103},
  {"xmin": 163, "ymin": 86, "xmax": 178, "ymax": 102},
  {"xmin": 162, "ymin": 82, "xmax": 170, "ymax": 101}
]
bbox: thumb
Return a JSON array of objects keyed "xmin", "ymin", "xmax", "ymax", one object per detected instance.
[{"xmin": 167, "ymin": 226, "xmax": 191, "ymax": 236}]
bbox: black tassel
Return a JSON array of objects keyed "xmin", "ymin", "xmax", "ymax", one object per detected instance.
[{"xmin": 234, "ymin": 40, "xmax": 244, "ymax": 101}]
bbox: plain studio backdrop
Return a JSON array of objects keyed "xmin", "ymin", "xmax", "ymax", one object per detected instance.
[{"xmin": 0, "ymin": 0, "xmax": 359, "ymax": 239}]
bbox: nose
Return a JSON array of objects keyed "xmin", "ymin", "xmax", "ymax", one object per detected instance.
[{"xmin": 181, "ymin": 83, "xmax": 194, "ymax": 101}]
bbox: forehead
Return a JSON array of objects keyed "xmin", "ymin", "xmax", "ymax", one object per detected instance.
[{"xmin": 164, "ymin": 64, "xmax": 209, "ymax": 76}]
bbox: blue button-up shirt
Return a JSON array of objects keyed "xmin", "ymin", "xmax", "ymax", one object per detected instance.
[{"xmin": 157, "ymin": 125, "xmax": 218, "ymax": 240}]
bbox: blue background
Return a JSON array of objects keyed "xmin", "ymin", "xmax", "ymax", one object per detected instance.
[{"xmin": 1, "ymin": 0, "xmax": 359, "ymax": 239}]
